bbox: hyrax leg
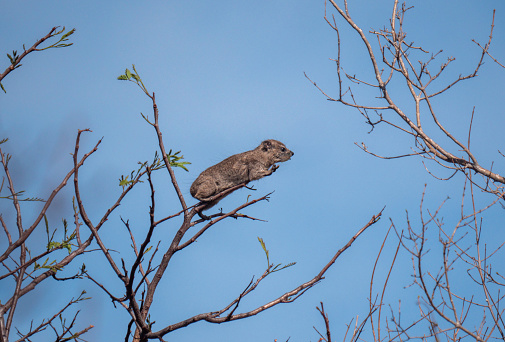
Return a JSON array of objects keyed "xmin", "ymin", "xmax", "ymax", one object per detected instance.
[
  {"xmin": 191, "ymin": 178, "xmax": 218, "ymax": 201},
  {"xmin": 249, "ymin": 164, "xmax": 279, "ymax": 181}
]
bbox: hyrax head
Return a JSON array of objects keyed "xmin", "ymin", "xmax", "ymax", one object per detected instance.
[{"xmin": 259, "ymin": 139, "xmax": 294, "ymax": 163}]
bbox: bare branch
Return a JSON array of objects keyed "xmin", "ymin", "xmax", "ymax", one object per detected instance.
[{"xmin": 147, "ymin": 209, "xmax": 383, "ymax": 338}]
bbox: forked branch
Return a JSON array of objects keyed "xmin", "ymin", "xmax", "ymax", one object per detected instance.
[{"xmin": 317, "ymin": 0, "xmax": 505, "ymax": 193}]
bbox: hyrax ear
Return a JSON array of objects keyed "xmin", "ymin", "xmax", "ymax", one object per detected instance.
[{"xmin": 261, "ymin": 140, "xmax": 273, "ymax": 152}]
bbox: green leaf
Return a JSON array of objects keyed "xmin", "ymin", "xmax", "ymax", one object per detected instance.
[
  {"xmin": 117, "ymin": 64, "xmax": 151, "ymax": 95},
  {"xmin": 60, "ymin": 28, "xmax": 76, "ymax": 40},
  {"xmin": 64, "ymin": 242, "xmax": 72, "ymax": 254},
  {"xmin": 48, "ymin": 241, "xmax": 61, "ymax": 250},
  {"xmin": 257, "ymin": 237, "xmax": 296, "ymax": 274},
  {"xmin": 167, "ymin": 150, "xmax": 191, "ymax": 171},
  {"xmin": 39, "ymin": 27, "xmax": 76, "ymax": 51},
  {"xmin": 0, "ymin": 82, "xmax": 5, "ymax": 93},
  {"xmin": 7, "ymin": 50, "xmax": 18, "ymax": 65},
  {"xmin": 257, "ymin": 237, "xmax": 270, "ymax": 265},
  {"xmin": 119, "ymin": 175, "xmax": 131, "ymax": 189},
  {"xmin": 257, "ymin": 237, "xmax": 267, "ymax": 252},
  {"xmin": 171, "ymin": 161, "xmax": 191, "ymax": 172}
]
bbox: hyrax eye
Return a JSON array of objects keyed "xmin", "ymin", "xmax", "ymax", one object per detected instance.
[{"xmin": 281, "ymin": 147, "xmax": 286, "ymax": 152}]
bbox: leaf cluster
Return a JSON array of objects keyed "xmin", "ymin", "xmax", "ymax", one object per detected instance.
[
  {"xmin": 117, "ymin": 64, "xmax": 150, "ymax": 96},
  {"xmin": 39, "ymin": 27, "xmax": 75, "ymax": 51},
  {"xmin": 33, "ymin": 216, "xmax": 77, "ymax": 272},
  {"xmin": 3, "ymin": 50, "xmax": 21, "ymax": 92},
  {"xmin": 167, "ymin": 149, "xmax": 191, "ymax": 172},
  {"xmin": 46, "ymin": 216, "xmax": 76, "ymax": 254},
  {"xmin": 257, "ymin": 237, "xmax": 296, "ymax": 274},
  {"xmin": 1, "ymin": 26, "xmax": 75, "ymax": 93},
  {"xmin": 7, "ymin": 50, "xmax": 20, "ymax": 68},
  {"xmin": 0, "ymin": 189, "xmax": 45, "ymax": 202},
  {"xmin": 119, "ymin": 151, "xmax": 190, "ymax": 190}
]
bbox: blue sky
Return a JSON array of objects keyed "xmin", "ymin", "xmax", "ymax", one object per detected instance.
[{"xmin": 1, "ymin": 1, "xmax": 505, "ymax": 341}]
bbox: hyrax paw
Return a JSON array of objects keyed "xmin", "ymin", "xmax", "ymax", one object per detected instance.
[{"xmin": 271, "ymin": 164, "xmax": 279, "ymax": 172}]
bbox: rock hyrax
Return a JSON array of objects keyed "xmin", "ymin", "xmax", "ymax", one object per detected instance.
[{"xmin": 190, "ymin": 139, "xmax": 294, "ymax": 202}]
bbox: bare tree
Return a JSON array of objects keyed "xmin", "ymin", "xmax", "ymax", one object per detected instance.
[
  {"xmin": 1, "ymin": 27, "xmax": 383, "ymax": 341},
  {"xmin": 307, "ymin": 0, "xmax": 504, "ymax": 196},
  {"xmin": 85, "ymin": 67, "xmax": 383, "ymax": 342},
  {"xmin": 314, "ymin": 185, "xmax": 505, "ymax": 342},
  {"xmin": 0, "ymin": 27, "xmax": 96, "ymax": 342},
  {"xmin": 310, "ymin": 1, "xmax": 505, "ymax": 341}
]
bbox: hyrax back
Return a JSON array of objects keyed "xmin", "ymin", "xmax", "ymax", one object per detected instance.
[{"xmin": 190, "ymin": 139, "xmax": 294, "ymax": 202}]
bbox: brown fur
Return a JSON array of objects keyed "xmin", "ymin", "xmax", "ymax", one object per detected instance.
[{"xmin": 190, "ymin": 139, "xmax": 294, "ymax": 201}]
